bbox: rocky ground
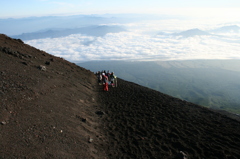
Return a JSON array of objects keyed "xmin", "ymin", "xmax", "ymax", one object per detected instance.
[
  {"xmin": 98, "ymin": 80, "xmax": 240, "ymax": 159},
  {"xmin": 1, "ymin": 34, "xmax": 240, "ymax": 159},
  {"xmin": 0, "ymin": 34, "xmax": 107, "ymax": 158}
]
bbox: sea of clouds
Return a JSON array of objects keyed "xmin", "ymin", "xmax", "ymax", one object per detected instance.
[{"xmin": 25, "ymin": 19, "xmax": 240, "ymax": 62}]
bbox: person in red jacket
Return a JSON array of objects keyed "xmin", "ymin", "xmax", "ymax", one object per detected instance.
[{"xmin": 102, "ymin": 73, "xmax": 109, "ymax": 91}]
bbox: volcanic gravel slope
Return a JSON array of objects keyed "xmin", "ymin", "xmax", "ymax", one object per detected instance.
[
  {"xmin": 98, "ymin": 80, "xmax": 240, "ymax": 158},
  {"xmin": 1, "ymin": 34, "xmax": 240, "ymax": 159},
  {"xmin": 0, "ymin": 34, "xmax": 107, "ymax": 158}
]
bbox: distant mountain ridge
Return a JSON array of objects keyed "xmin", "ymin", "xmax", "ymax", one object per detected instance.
[
  {"xmin": 173, "ymin": 28, "xmax": 211, "ymax": 37},
  {"xmin": 11, "ymin": 25, "xmax": 127, "ymax": 40},
  {"xmin": 0, "ymin": 14, "xmax": 175, "ymax": 36},
  {"xmin": 158, "ymin": 25, "xmax": 240, "ymax": 37},
  {"xmin": 157, "ymin": 28, "xmax": 211, "ymax": 37},
  {"xmin": 0, "ymin": 15, "xmax": 113, "ymax": 35},
  {"xmin": 210, "ymin": 25, "xmax": 240, "ymax": 33}
]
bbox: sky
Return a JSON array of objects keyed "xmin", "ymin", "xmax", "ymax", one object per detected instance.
[
  {"xmin": 1, "ymin": 0, "xmax": 240, "ymax": 62},
  {"xmin": 1, "ymin": 0, "xmax": 240, "ymax": 18}
]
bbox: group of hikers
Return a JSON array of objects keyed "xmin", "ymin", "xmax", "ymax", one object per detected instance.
[{"xmin": 96, "ymin": 70, "xmax": 117, "ymax": 91}]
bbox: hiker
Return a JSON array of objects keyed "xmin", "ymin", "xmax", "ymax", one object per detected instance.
[
  {"xmin": 97, "ymin": 71, "xmax": 102, "ymax": 85},
  {"xmin": 107, "ymin": 70, "xmax": 111, "ymax": 79},
  {"xmin": 110, "ymin": 72, "xmax": 116, "ymax": 87},
  {"xmin": 102, "ymin": 73, "xmax": 109, "ymax": 91},
  {"xmin": 114, "ymin": 73, "xmax": 117, "ymax": 87}
]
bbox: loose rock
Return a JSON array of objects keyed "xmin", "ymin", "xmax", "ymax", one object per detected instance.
[
  {"xmin": 38, "ymin": 65, "xmax": 46, "ymax": 71},
  {"xmin": 88, "ymin": 138, "xmax": 93, "ymax": 143},
  {"xmin": 22, "ymin": 62, "xmax": 28, "ymax": 65},
  {"xmin": 1, "ymin": 121, "xmax": 7, "ymax": 125},
  {"xmin": 95, "ymin": 111, "xmax": 104, "ymax": 116}
]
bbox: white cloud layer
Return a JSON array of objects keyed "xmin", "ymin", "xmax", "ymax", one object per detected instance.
[{"xmin": 25, "ymin": 21, "xmax": 240, "ymax": 62}]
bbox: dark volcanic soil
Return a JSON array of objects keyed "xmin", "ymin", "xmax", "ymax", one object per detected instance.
[
  {"xmin": 0, "ymin": 34, "xmax": 106, "ymax": 158},
  {"xmin": 1, "ymin": 34, "xmax": 240, "ymax": 159},
  {"xmin": 98, "ymin": 80, "xmax": 240, "ymax": 158}
]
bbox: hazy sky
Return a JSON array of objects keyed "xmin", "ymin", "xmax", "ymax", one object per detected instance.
[
  {"xmin": 2, "ymin": 0, "xmax": 240, "ymax": 62},
  {"xmin": 1, "ymin": 0, "xmax": 240, "ymax": 18}
]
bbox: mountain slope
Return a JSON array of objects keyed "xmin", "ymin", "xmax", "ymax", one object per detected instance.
[
  {"xmin": 0, "ymin": 34, "xmax": 107, "ymax": 158},
  {"xmin": 99, "ymin": 79, "xmax": 240, "ymax": 158},
  {"xmin": 1, "ymin": 34, "xmax": 240, "ymax": 158}
]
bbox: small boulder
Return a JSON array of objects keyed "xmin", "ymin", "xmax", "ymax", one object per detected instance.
[
  {"xmin": 1, "ymin": 121, "xmax": 7, "ymax": 125},
  {"xmin": 88, "ymin": 138, "xmax": 93, "ymax": 143},
  {"xmin": 82, "ymin": 118, "xmax": 87, "ymax": 122},
  {"xmin": 95, "ymin": 111, "xmax": 104, "ymax": 116},
  {"xmin": 22, "ymin": 62, "xmax": 28, "ymax": 65},
  {"xmin": 38, "ymin": 65, "xmax": 46, "ymax": 71}
]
